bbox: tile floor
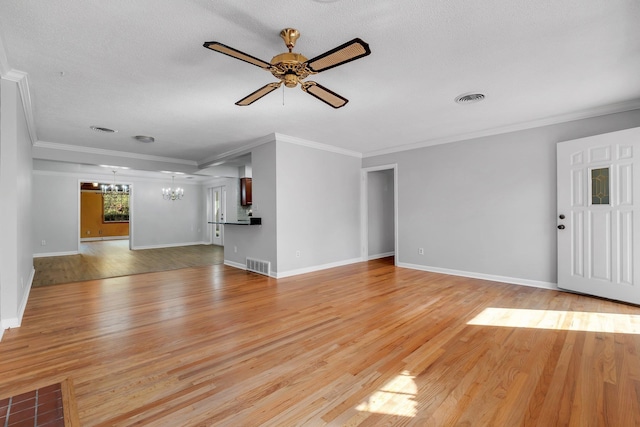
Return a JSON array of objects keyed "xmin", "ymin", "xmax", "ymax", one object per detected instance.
[{"xmin": 0, "ymin": 383, "xmax": 64, "ymax": 427}]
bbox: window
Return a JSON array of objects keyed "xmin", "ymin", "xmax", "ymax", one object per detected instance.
[{"xmin": 103, "ymin": 191, "xmax": 130, "ymax": 222}]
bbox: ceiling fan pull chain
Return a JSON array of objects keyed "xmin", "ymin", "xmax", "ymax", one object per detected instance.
[{"xmin": 282, "ymin": 84, "xmax": 285, "ymax": 106}]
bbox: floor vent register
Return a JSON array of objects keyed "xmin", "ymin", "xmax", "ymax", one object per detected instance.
[{"xmin": 246, "ymin": 258, "xmax": 271, "ymax": 276}]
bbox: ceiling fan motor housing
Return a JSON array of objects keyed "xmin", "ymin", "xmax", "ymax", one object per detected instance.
[{"xmin": 270, "ymin": 52, "xmax": 312, "ymax": 87}]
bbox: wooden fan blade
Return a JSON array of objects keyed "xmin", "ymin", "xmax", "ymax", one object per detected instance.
[
  {"xmin": 203, "ymin": 41, "xmax": 272, "ymax": 69},
  {"xmin": 236, "ymin": 82, "xmax": 282, "ymax": 106},
  {"xmin": 301, "ymin": 82, "xmax": 349, "ymax": 108},
  {"xmin": 305, "ymin": 38, "xmax": 371, "ymax": 73}
]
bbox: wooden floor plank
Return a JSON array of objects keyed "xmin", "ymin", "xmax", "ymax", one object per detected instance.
[
  {"xmin": 2, "ymin": 257, "xmax": 640, "ymax": 425},
  {"xmin": 33, "ymin": 240, "xmax": 223, "ymax": 286}
]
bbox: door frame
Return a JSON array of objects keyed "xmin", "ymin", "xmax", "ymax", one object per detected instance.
[
  {"xmin": 208, "ymin": 185, "xmax": 226, "ymax": 246},
  {"xmin": 360, "ymin": 164, "xmax": 398, "ymax": 265},
  {"xmin": 77, "ymin": 177, "xmax": 134, "ymax": 252}
]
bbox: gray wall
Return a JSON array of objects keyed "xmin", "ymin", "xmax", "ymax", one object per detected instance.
[
  {"xmin": 32, "ymin": 173, "xmax": 78, "ymax": 254},
  {"xmin": 130, "ymin": 178, "xmax": 204, "ymax": 249},
  {"xmin": 363, "ymin": 109, "xmax": 640, "ymax": 286},
  {"xmin": 223, "ymin": 136, "xmax": 362, "ymax": 277},
  {"xmin": 367, "ymin": 169, "xmax": 395, "ymax": 258},
  {"xmin": 0, "ymin": 78, "xmax": 33, "ymax": 329},
  {"xmin": 203, "ymin": 176, "xmax": 241, "ymax": 243},
  {"xmin": 276, "ymin": 140, "xmax": 361, "ymax": 274},
  {"xmin": 223, "ymin": 140, "xmax": 278, "ymax": 271},
  {"xmin": 31, "ymin": 167, "xmax": 206, "ymax": 255}
]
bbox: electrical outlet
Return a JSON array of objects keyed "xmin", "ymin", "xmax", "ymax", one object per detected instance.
[
  {"xmin": 418, "ymin": 248, "xmax": 424, "ymax": 255},
  {"xmin": 41, "ymin": 240, "xmax": 46, "ymax": 246},
  {"xmin": 234, "ymin": 246, "xmax": 238, "ymax": 253},
  {"xmin": 296, "ymin": 250, "xmax": 301, "ymax": 257}
]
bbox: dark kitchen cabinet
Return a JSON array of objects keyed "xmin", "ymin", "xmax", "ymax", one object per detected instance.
[{"xmin": 241, "ymin": 178, "xmax": 252, "ymax": 206}]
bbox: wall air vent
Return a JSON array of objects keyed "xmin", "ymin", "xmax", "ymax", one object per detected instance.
[{"xmin": 246, "ymin": 258, "xmax": 271, "ymax": 276}]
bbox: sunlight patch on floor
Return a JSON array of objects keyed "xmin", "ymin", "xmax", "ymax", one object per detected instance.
[
  {"xmin": 355, "ymin": 370, "xmax": 417, "ymax": 417},
  {"xmin": 468, "ymin": 307, "xmax": 640, "ymax": 334}
]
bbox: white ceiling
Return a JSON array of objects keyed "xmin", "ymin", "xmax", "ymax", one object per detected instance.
[{"xmin": 1, "ymin": 0, "xmax": 639, "ymax": 175}]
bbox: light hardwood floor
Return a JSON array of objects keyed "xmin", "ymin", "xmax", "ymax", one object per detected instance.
[
  {"xmin": 2, "ymin": 258, "xmax": 640, "ymax": 426},
  {"xmin": 33, "ymin": 240, "xmax": 223, "ymax": 286}
]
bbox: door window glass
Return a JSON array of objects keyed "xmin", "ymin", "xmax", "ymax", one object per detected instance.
[{"xmin": 591, "ymin": 167, "xmax": 610, "ymax": 205}]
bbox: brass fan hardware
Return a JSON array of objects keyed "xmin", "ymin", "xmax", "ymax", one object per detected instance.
[
  {"xmin": 280, "ymin": 28, "xmax": 300, "ymax": 52},
  {"xmin": 203, "ymin": 28, "xmax": 371, "ymax": 108}
]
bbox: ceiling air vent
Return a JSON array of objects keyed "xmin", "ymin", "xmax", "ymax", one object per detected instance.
[
  {"xmin": 134, "ymin": 135, "xmax": 155, "ymax": 143},
  {"xmin": 455, "ymin": 93, "xmax": 485, "ymax": 104},
  {"xmin": 90, "ymin": 126, "xmax": 117, "ymax": 133}
]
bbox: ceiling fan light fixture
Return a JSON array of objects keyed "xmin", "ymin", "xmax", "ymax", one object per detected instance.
[
  {"xmin": 455, "ymin": 93, "xmax": 486, "ymax": 104},
  {"xmin": 283, "ymin": 73, "xmax": 299, "ymax": 88}
]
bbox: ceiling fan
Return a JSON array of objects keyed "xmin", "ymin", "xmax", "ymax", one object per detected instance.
[{"xmin": 203, "ymin": 28, "xmax": 371, "ymax": 108}]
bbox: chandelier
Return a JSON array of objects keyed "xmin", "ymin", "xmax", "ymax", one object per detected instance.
[
  {"xmin": 162, "ymin": 175, "xmax": 184, "ymax": 201},
  {"xmin": 102, "ymin": 170, "xmax": 130, "ymax": 221}
]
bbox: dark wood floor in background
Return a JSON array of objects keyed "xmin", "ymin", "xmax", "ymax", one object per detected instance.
[
  {"xmin": 33, "ymin": 240, "xmax": 223, "ymax": 286},
  {"xmin": 3, "ymin": 257, "xmax": 640, "ymax": 426}
]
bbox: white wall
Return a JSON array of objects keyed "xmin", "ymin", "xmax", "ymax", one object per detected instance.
[
  {"xmin": 0, "ymin": 77, "xmax": 34, "ymax": 331},
  {"xmin": 363, "ymin": 109, "xmax": 640, "ymax": 287},
  {"xmin": 367, "ymin": 169, "xmax": 395, "ymax": 258}
]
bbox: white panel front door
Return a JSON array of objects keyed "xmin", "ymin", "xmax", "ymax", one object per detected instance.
[{"xmin": 557, "ymin": 127, "xmax": 640, "ymax": 304}]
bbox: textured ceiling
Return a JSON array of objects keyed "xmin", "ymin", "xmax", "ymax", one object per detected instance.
[{"xmin": 1, "ymin": 0, "xmax": 639, "ymax": 173}]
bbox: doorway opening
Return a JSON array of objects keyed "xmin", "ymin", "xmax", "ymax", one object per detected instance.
[
  {"xmin": 80, "ymin": 181, "xmax": 130, "ymax": 246},
  {"xmin": 361, "ymin": 165, "xmax": 398, "ymax": 265}
]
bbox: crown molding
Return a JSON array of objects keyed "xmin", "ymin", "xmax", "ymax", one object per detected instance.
[
  {"xmin": 198, "ymin": 132, "xmax": 362, "ymax": 168},
  {"xmin": 32, "ymin": 168, "xmax": 209, "ymax": 184},
  {"xmin": 0, "ymin": 32, "xmax": 39, "ymax": 144},
  {"xmin": 274, "ymin": 133, "xmax": 362, "ymax": 158},
  {"xmin": 33, "ymin": 140, "xmax": 198, "ymax": 166},
  {"xmin": 198, "ymin": 133, "xmax": 277, "ymax": 168},
  {"xmin": 0, "ymin": 32, "xmax": 10, "ymax": 76},
  {"xmin": 2, "ymin": 70, "xmax": 39, "ymax": 144},
  {"xmin": 363, "ymin": 99, "xmax": 640, "ymax": 158}
]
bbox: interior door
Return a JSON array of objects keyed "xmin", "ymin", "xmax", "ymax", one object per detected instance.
[
  {"xmin": 557, "ymin": 127, "xmax": 640, "ymax": 304},
  {"xmin": 211, "ymin": 186, "xmax": 226, "ymax": 246}
]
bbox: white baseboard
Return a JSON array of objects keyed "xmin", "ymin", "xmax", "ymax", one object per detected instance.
[
  {"xmin": 131, "ymin": 241, "xmax": 209, "ymax": 250},
  {"xmin": 275, "ymin": 257, "xmax": 363, "ymax": 279},
  {"xmin": 223, "ymin": 257, "xmax": 363, "ymax": 279},
  {"xmin": 81, "ymin": 236, "xmax": 129, "ymax": 242},
  {"xmin": 224, "ymin": 260, "xmax": 247, "ymax": 271},
  {"xmin": 0, "ymin": 267, "xmax": 35, "ymax": 339},
  {"xmin": 33, "ymin": 250, "xmax": 79, "ymax": 258},
  {"xmin": 368, "ymin": 251, "xmax": 395, "ymax": 261},
  {"xmin": 220, "ymin": 257, "xmax": 556, "ymax": 291},
  {"xmin": 397, "ymin": 262, "xmax": 558, "ymax": 290}
]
